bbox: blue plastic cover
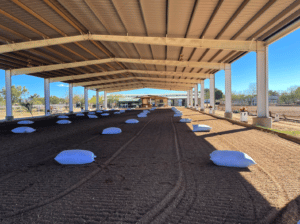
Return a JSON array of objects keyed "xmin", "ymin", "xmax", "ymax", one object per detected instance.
[
  {"xmin": 125, "ymin": 119, "xmax": 139, "ymax": 124},
  {"xmin": 11, "ymin": 126, "xmax": 36, "ymax": 133},
  {"xmin": 102, "ymin": 127, "xmax": 122, "ymax": 134},
  {"xmin": 88, "ymin": 112, "xmax": 96, "ymax": 115},
  {"xmin": 192, "ymin": 124, "xmax": 211, "ymax": 132},
  {"xmin": 120, "ymin": 110, "xmax": 125, "ymax": 113},
  {"xmin": 137, "ymin": 114, "xmax": 147, "ymax": 118},
  {"xmin": 96, "ymin": 110, "xmax": 103, "ymax": 113},
  {"xmin": 114, "ymin": 112, "xmax": 121, "ymax": 114},
  {"xmin": 17, "ymin": 120, "xmax": 34, "ymax": 125},
  {"xmin": 54, "ymin": 149, "xmax": 96, "ymax": 165},
  {"xmin": 57, "ymin": 120, "xmax": 71, "ymax": 124},
  {"xmin": 88, "ymin": 115, "xmax": 98, "ymax": 118},
  {"xmin": 210, "ymin": 150, "xmax": 256, "ymax": 168},
  {"xmin": 174, "ymin": 113, "xmax": 182, "ymax": 117},
  {"xmin": 180, "ymin": 118, "xmax": 192, "ymax": 123},
  {"xmin": 101, "ymin": 113, "xmax": 109, "ymax": 116},
  {"xmin": 58, "ymin": 115, "xmax": 69, "ymax": 119},
  {"xmin": 76, "ymin": 113, "xmax": 85, "ymax": 116}
]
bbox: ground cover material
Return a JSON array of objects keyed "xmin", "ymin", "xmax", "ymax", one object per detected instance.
[
  {"xmin": 17, "ymin": 120, "xmax": 34, "ymax": 125},
  {"xmin": 0, "ymin": 108, "xmax": 299, "ymax": 223}
]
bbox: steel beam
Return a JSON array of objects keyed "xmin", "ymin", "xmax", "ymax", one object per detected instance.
[
  {"xmin": 44, "ymin": 78, "xmax": 50, "ymax": 115},
  {"xmin": 49, "ymin": 69, "xmax": 208, "ymax": 83},
  {"xmin": 200, "ymin": 80, "xmax": 205, "ymax": 110},
  {"xmin": 69, "ymin": 83, "xmax": 73, "ymax": 113},
  {"xmin": 12, "ymin": 58, "xmax": 225, "ymax": 75},
  {"xmin": 5, "ymin": 70, "xmax": 13, "ymax": 120},
  {"xmin": 81, "ymin": 76, "xmax": 199, "ymax": 88},
  {"xmin": 0, "ymin": 34, "xmax": 265, "ymax": 54},
  {"xmin": 84, "ymin": 87, "xmax": 88, "ymax": 112}
]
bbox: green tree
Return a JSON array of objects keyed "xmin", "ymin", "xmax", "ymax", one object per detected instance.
[
  {"xmin": 204, "ymin": 88, "xmax": 210, "ymax": 100},
  {"xmin": 0, "ymin": 85, "xmax": 29, "ymax": 104},
  {"xmin": 50, "ymin": 96, "xmax": 60, "ymax": 104},
  {"xmin": 29, "ymin": 93, "xmax": 44, "ymax": 105},
  {"xmin": 269, "ymin": 90, "xmax": 279, "ymax": 96},
  {"xmin": 215, "ymin": 88, "xmax": 223, "ymax": 100}
]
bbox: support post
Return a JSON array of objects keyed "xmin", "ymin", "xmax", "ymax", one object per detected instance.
[
  {"xmin": 190, "ymin": 89, "xmax": 193, "ymax": 108},
  {"xmin": 104, "ymin": 91, "xmax": 107, "ymax": 109},
  {"xmin": 200, "ymin": 80, "xmax": 205, "ymax": 111},
  {"xmin": 84, "ymin": 87, "xmax": 89, "ymax": 112},
  {"xmin": 253, "ymin": 46, "xmax": 272, "ymax": 128},
  {"xmin": 186, "ymin": 90, "xmax": 189, "ymax": 107},
  {"xmin": 96, "ymin": 90, "xmax": 99, "ymax": 110},
  {"xmin": 224, "ymin": 64, "xmax": 232, "ymax": 119},
  {"xmin": 209, "ymin": 74, "xmax": 215, "ymax": 113},
  {"xmin": 194, "ymin": 84, "xmax": 198, "ymax": 110},
  {"xmin": 5, "ymin": 70, "xmax": 13, "ymax": 120},
  {"xmin": 44, "ymin": 78, "xmax": 50, "ymax": 116},
  {"xmin": 69, "ymin": 83, "xmax": 73, "ymax": 113}
]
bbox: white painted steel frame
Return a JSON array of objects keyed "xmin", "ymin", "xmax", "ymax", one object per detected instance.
[
  {"xmin": 69, "ymin": 83, "xmax": 73, "ymax": 113},
  {"xmin": 50, "ymin": 70, "xmax": 208, "ymax": 83},
  {"xmin": 11, "ymin": 58, "xmax": 226, "ymax": 76},
  {"xmin": 44, "ymin": 78, "xmax": 50, "ymax": 116},
  {"xmin": 104, "ymin": 91, "xmax": 107, "ymax": 109},
  {"xmin": 5, "ymin": 70, "xmax": 13, "ymax": 120},
  {"xmin": 195, "ymin": 84, "xmax": 198, "ymax": 109},
  {"xmin": 84, "ymin": 87, "xmax": 88, "ymax": 112},
  {"xmin": 0, "ymin": 34, "xmax": 265, "ymax": 54},
  {"xmin": 225, "ymin": 64, "xmax": 232, "ymax": 113},
  {"xmin": 256, "ymin": 46, "xmax": 269, "ymax": 117},
  {"xmin": 200, "ymin": 80, "xmax": 205, "ymax": 110},
  {"xmin": 96, "ymin": 90, "xmax": 99, "ymax": 110},
  {"xmin": 210, "ymin": 74, "xmax": 215, "ymax": 110}
]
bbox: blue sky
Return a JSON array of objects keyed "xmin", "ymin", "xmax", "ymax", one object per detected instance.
[{"xmin": 0, "ymin": 28, "xmax": 299, "ymax": 98}]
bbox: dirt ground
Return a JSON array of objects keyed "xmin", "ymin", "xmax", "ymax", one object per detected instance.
[
  {"xmin": 218, "ymin": 105, "xmax": 300, "ymax": 119},
  {"xmin": 0, "ymin": 108, "xmax": 299, "ymax": 223}
]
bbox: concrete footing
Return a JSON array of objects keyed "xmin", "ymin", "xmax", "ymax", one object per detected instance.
[
  {"xmin": 252, "ymin": 117, "xmax": 272, "ymax": 128},
  {"xmin": 224, "ymin": 112, "xmax": 232, "ymax": 119},
  {"xmin": 5, "ymin": 116, "xmax": 14, "ymax": 121}
]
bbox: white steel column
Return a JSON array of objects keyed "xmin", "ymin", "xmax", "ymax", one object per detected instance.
[
  {"xmin": 194, "ymin": 84, "xmax": 198, "ymax": 110},
  {"xmin": 200, "ymin": 80, "xmax": 205, "ymax": 111},
  {"xmin": 209, "ymin": 74, "xmax": 215, "ymax": 111},
  {"xmin": 224, "ymin": 64, "xmax": 232, "ymax": 118},
  {"xmin": 186, "ymin": 90, "xmax": 189, "ymax": 107},
  {"xmin": 190, "ymin": 89, "xmax": 193, "ymax": 107},
  {"xmin": 253, "ymin": 46, "xmax": 272, "ymax": 128},
  {"xmin": 96, "ymin": 90, "xmax": 99, "ymax": 110},
  {"xmin": 44, "ymin": 78, "xmax": 50, "ymax": 116},
  {"xmin": 5, "ymin": 70, "xmax": 13, "ymax": 120},
  {"xmin": 69, "ymin": 83, "xmax": 73, "ymax": 113},
  {"xmin": 84, "ymin": 87, "xmax": 89, "ymax": 112},
  {"xmin": 104, "ymin": 91, "xmax": 107, "ymax": 109}
]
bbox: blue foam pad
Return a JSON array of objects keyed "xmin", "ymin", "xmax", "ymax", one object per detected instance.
[
  {"xmin": 76, "ymin": 113, "xmax": 85, "ymax": 116},
  {"xmin": 102, "ymin": 127, "xmax": 122, "ymax": 134},
  {"xmin": 101, "ymin": 113, "xmax": 109, "ymax": 116},
  {"xmin": 54, "ymin": 150, "xmax": 96, "ymax": 165},
  {"xmin": 114, "ymin": 112, "xmax": 121, "ymax": 114},
  {"xmin": 210, "ymin": 150, "xmax": 256, "ymax": 168},
  {"xmin": 88, "ymin": 115, "xmax": 98, "ymax": 118}
]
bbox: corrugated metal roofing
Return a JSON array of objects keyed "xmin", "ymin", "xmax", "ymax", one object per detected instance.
[{"xmin": 0, "ymin": 0, "xmax": 299, "ymax": 91}]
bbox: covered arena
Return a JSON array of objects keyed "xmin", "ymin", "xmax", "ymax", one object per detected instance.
[{"xmin": 0, "ymin": 0, "xmax": 300, "ymax": 223}]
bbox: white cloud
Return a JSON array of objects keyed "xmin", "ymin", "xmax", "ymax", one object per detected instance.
[{"xmin": 57, "ymin": 84, "xmax": 69, "ymax": 87}]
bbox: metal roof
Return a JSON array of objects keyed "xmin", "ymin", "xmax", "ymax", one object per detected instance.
[{"xmin": 0, "ymin": 0, "xmax": 299, "ymax": 92}]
